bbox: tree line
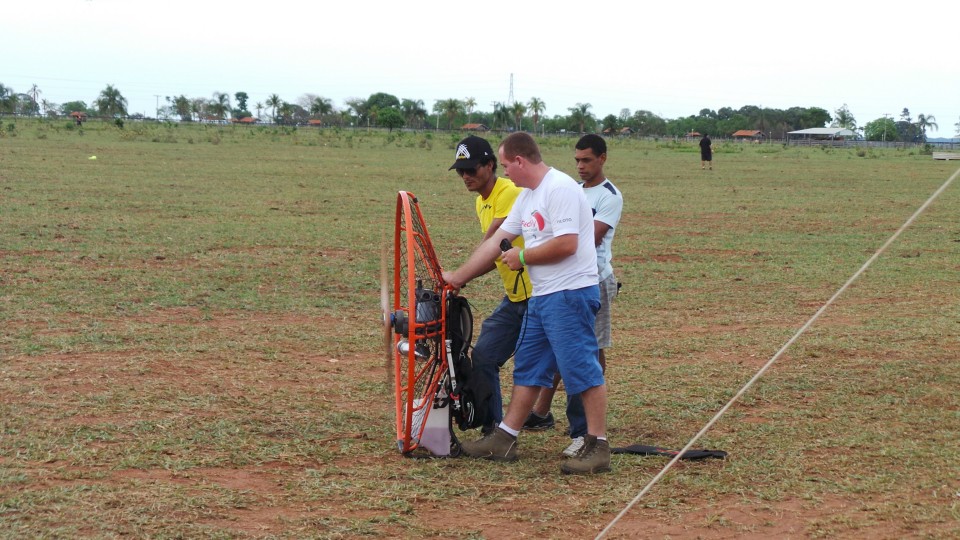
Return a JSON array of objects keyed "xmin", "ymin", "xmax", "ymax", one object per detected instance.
[{"xmin": 0, "ymin": 81, "xmax": 953, "ymax": 141}]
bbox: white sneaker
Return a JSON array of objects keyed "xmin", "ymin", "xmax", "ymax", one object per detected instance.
[{"xmin": 562, "ymin": 436, "xmax": 586, "ymax": 457}]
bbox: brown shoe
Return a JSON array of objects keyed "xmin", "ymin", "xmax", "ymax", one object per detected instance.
[
  {"xmin": 461, "ymin": 427, "xmax": 518, "ymax": 462},
  {"xmin": 560, "ymin": 435, "xmax": 610, "ymax": 474}
]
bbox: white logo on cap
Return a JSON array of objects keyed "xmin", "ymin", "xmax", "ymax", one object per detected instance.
[{"xmin": 455, "ymin": 144, "xmax": 471, "ymax": 160}]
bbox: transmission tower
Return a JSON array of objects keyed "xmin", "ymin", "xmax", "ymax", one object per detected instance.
[{"xmin": 507, "ymin": 73, "xmax": 515, "ymax": 107}]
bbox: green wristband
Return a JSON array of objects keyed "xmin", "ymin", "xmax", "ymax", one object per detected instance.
[{"xmin": 518, "ymin": 249, "xmax": 526, "ymax": 266}]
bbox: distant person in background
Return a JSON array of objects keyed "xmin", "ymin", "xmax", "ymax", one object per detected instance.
[{"xmin": 700, "ymin": 133, "xmax": 713, "ymax": 170}]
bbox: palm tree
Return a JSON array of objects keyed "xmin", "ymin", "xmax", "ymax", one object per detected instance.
[
  {"xmin": 28, "ymin": 84, "xmax": 41, "ymax": 116},
  {"xmin": 0, "ymin": 83, "xmax": 14, "ymax": 113},
  {"xmin": 266, "ymin": 94, "xmax": 282, "ymax": 123},
  {"xmin": 170, "ymin": 95, "xmax": 191, "ymax": 121},
  {"xmin": 401, "ymin": 98, "xmax": 426, "ymax": 129},
  {"xmin": 464, "ymin": 97, "xmax": 477, "ymax": 123},
  {"xmin": 345, "ymin": 98, "xmax": 368, "ymax": 126},
  {"xmin": 833, "ymin": 103, "xmax": 856, "ymax": 131},
  {"xmin": 311, "ymin": 96, "xmax": 333, "ymax": 121},
  {"xmin": 527, "ymin": 97, "xmax": 545, "ymax": 134},
  {"xmin": 95, "ymin": 84, "xmax": 128, "ymax": 117},
  {"xmin": 4, "ymin": 93, "xmax": 20, "ymax": 115},
  {"xmin": 439, "ymin": 98, "xmax": 463, "ymax": 129},
  {"xmin": 916, "ymin": 113, "xmax": 938, "ymax": 142},
  {"xmin": 40, "ymin": 99, "xmax": 56, "ymax": 117},
  {"xmin": 568, "ymin": 102, "xmax": 593, "ymax": 133},
  {"xmin": 512, "ymin": 101, "xmax": 527, "ymax": 131},
  {"xmin": 492, "ymin": 101, "xmax": 510, "ymax": 131},
  {"xmin": 211, "ymin": 92, "xmax": 231, "ymax": 120},
  {"xmin": 277, "ymin": 102, "xmax": 295, "ymax": 125},
  {"xmin": 191, "ymin": 98, "xmax": 208, "ymax": 122},
  {"xmin": 254, "ymin": 102, "xmax": 264, "ymax": 120},
  {"xmin": 413, "ymin": 101, "xmax": 427, "ymax": 129}
]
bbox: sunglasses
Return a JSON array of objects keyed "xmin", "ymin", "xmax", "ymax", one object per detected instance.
[{"xmin": 456, "ymin": 162, "xmax": 487, "ymax": 177}]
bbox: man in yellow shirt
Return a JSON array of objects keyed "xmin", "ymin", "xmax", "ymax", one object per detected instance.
[{"xmin": 449, "ymin": 135, "xmax": 533, "ymax": 435}]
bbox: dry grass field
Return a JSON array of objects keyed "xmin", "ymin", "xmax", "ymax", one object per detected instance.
[{"xmin": 1, "ymin": 119, "xmax": 958, "ymax": 538}]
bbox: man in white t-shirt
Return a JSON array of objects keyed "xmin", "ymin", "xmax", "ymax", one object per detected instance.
[
  {"xmin": 526, "ymin": 134, "xmax": 623, "ymax": 458},
  {"xmin": 442, "ymin": 132, "xmax": 610, "ymax": 475}
]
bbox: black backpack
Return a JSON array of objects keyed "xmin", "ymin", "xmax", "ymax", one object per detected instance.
[{"xmin": 445, "ymin": 295, "xmax": 493, "ymax": 431}]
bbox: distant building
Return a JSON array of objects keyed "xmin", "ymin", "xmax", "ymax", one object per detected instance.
[
  {"xmin": 460, "ymin": 123, "xmax": 489, "ymax": 131},
  {"xmin": 788, "ymin": 128, "xmax": 855, "ymax": 141},
  {"xmin": 732, "ymin": 130, "xmax": 765, "ymax": 142},
  {"xmin": 602, "ymin": 127, "xmax": 633, "ymax": 136}
]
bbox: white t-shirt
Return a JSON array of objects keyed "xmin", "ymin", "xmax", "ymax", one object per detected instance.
[
  {"xmin": 502, "ymin": 168, "xmax": 598, "ymax": 296},
  {"xmin": 583, "ymin": 179, "xmax": 623, "ymax": 281}
]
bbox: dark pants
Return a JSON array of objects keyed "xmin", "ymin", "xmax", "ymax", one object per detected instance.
[
  {"xmin": 471, "ymin": 296, "xmax": 527, "ymax": 428},
  {"xmin": 566, "ymin": 393, "xmax": 588, "ymax": 438}
]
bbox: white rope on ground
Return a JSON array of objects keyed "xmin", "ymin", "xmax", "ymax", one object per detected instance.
[{"xmin": 596, "ymin": 165, "xmax": 960, "ymax": 540}]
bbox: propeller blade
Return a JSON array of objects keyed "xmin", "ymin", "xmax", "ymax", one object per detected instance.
[{"xmin": 380, "ymin": 235, "xmax": 394, "ymax": 390}]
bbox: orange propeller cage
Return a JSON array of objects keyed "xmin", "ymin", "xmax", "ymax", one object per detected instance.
[{"xmin": 392, "ymin": 191, "xmax": 453, "ymax": 454}]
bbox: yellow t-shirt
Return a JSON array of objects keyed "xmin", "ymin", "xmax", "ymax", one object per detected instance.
[{"xmin": 477, "ymin": 178, "xmax": 533, "ymax": 302}]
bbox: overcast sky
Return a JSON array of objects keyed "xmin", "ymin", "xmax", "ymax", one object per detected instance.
[{"xmin": 5, "ymin": 0, "xmax": 958, "ymax": 137}]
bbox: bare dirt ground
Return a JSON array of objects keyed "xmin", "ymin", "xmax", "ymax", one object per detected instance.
[{"xmin": 4, "ymin": 302, "xmax": 958, "ymax": 539}]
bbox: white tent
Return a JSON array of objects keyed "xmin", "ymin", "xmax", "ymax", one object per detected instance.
[{"xmin": 788, "ymin": 128, "xmax": 856, "ymax": 138}]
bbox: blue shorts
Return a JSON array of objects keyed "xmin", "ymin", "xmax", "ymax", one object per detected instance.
[{"xmin": 513, "ymin": 285, "xmax": 603, "ymax": 395}]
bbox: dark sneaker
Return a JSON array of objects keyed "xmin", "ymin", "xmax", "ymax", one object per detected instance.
[
  {"xmin": 461, "ymin": 427, "xmax": 518, "ymax": 462},
  {"xmin": 560, "ymin": 435, "xmax": 611, "ymax": 475},
  {"xmin": 522, "ymin": 411, "xmax": 555, "ymax": 431}
]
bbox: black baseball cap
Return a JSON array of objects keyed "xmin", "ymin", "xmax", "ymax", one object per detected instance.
[{"xmin": 449, "ymin": 136, "xmax": 494, "ymax": 170}]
